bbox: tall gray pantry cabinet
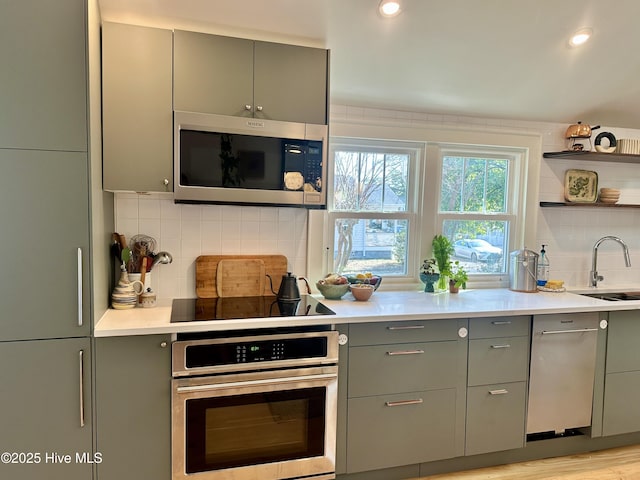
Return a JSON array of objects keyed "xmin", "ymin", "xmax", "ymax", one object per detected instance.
[{"xmin": 0, "ymin": 1, "xmax": 93, "ymax": 479}]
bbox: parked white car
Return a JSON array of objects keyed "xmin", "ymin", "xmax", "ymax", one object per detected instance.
[{"xmin": 453, "ymin": 239, "xmax": 502, "ymax": 263}]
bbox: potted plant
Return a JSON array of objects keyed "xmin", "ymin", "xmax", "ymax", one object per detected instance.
[
  {"xmin": 419, "ymin": 258, "xmax": 440, "ymax": 292},
  {"xmin": 446, "ymin": 260, "xmax": 468, "ymax": 293},
  {"xmin": 432, "ymin": 234, "xmax": 454, "ymax": 291}
]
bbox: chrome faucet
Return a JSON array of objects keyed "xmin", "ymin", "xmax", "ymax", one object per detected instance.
[{"xmin": 590, "ymin": 236, "xmax": 631, "ymax": 287}]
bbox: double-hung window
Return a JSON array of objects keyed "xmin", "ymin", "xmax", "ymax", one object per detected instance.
[
  {"xmin": 327, "ymin": 139, "xmax": 422, "ymax": 279},
  {"xmin": 436, "ymin": 144, "xmax": 526, "ymax": 284}
]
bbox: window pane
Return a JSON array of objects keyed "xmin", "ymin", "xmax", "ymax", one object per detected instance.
[
  {"xmin": 333, "ymin": 151, "xmax": 408, "ymax": 212},
  {"xmin": 333, "ymin": 218, "xmax": 408, "ymax": 275},
  {"xmin": 443, "ymin": 220, "xmax": 507, "ymax": 274},
  {"xmin": 440, "ymin": 156, "xmax": 508, "ymax": 213}
]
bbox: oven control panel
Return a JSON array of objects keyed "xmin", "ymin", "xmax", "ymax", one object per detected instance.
[{"xmin": 172, "ymin": 331, "xmax": 339, "ymax": 376}]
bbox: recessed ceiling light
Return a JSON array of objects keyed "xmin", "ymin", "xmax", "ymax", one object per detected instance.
[
  {"xmin": 569, "ymin": 28, "xmax": 593, "ymax": 47},
  {"xmin": 379, "ymin": 0, "xmax": 401, "ymax": 18}
]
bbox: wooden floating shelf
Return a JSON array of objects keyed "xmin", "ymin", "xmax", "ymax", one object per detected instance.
[
  {"xmin": 543, "ymin": 151, "xmax": 640, "ymax": 163},
  {"xmin": 540, "ymin": 202, "xmax": 640, "ymax": 208}
]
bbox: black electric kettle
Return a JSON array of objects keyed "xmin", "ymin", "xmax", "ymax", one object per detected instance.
[{"xmin": 266, "ymin": 272, "xmax": 310, "ymax": 301}]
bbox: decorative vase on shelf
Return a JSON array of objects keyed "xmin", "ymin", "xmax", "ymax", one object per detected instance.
[{"xmin": 420, "ymin": 272, "xmax": 440, "ymax": 293}]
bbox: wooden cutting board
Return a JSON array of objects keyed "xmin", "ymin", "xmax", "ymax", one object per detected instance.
[
  {"xmin": 196, "ymin": 254, "xmax": 288, "ymax": 298},
  {"xmin": 216, "ymin": 259, "xmax": 265, "ymax": 297}
]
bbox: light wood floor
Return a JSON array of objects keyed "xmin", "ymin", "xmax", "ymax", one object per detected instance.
[{"xmin": 413, "ymin": 444, "xmax": 640, "ymax": 480}]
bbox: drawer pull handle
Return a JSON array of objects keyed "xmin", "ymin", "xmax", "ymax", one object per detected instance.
[
  {"xmin": 385, "ymin": 398, "xmax": 423, "ymax": 407},
  {"xmin": 489, "ymin": 389, "xmax": 509, "ymax": 395},
  {"xmin": 491, "ymin": 321, "xmax": 512, "ymax": 325},
  {"xmin": 386, "ymin": 349, "xmax": 425, "ymax": 356},
  {"xmin": 541, "ymin": 328, "xmax": 598, "ymax": 335},
  {"xmin": 387, "ymin": 325, "xmax": 425, "ymax": 330},
  {"xmin": 490, "ymin": 344, "xmax": 511, "ymax": 349}
]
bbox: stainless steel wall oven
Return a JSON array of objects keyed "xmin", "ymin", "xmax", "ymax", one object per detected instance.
[{"xmin": 172, "ymin": 330, "xmax": 338, "ymax": 480}]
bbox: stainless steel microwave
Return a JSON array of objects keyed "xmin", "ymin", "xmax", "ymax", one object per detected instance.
[{"xmin": 174, "ymin": 111, "xmax": 328, "ymax": 208}]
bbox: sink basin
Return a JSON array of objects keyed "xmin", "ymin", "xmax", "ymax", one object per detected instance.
[{"xmin": 580, "ymin": 291, "xmax": 640, "ymax": 301}]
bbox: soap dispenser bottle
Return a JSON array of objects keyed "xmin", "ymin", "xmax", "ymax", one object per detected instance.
[{"xmin": 537, "ymin": 244, "xmax": 550, "ymax": 286}]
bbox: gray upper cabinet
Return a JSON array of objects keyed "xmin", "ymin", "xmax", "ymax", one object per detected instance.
[
  {"xmin": 0, "ymin": 338, "xmax": 92, "ymax": 480},
  {"xmin": 0, "ymin": 149, "xmax": 90, "ymax": 341},
  {"xmin": 0, "ymin": 0, "xmax": 87, "ymax": 151},
  {"xmin": 102, "ymin": 22, "xmax": 173, "ymax": 192},
  {"xmin": 174, "ymin": 30, "xmax": 328, "ymax": 124}
]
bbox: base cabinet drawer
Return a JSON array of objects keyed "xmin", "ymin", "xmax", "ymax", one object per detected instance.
[
  {"xmin": 346, "ymin": 389, "xmax": 457, "ymax": 473},
  {"xmin": 603, "ymin": 371, "xmax": 640, "ymax": 436},
  {"xmin": 467, "ymin": 336, "xmax": 529, "ymax": 386},
  {"xmin": 465, "ymin": 382, "xmax": 527, "ymax": 456},
  {"xmin": 348, "ymin": 341, "xmax": 459, "ymax": 397}
]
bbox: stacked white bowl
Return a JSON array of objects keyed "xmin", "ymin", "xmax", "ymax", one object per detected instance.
[{"xmin": 599, "ymin": 188, "xmax": 621, "ymax": 204}]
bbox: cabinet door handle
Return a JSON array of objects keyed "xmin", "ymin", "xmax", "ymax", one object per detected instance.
[
  {"xmin": 387, "ymin": 325, "xmax": 425, "ymax": 330},
  {"xmin": 385, "ymin": 398, "xmax": 423, "ymax": 407},
  {"xmin": 491, "ymin": 321, "xmax": 512, "ymax": 325},
  {"xmin": 77, "ymin": 247, "xmax": 83, "ymax": 327},
  {"xmin": 541, "ymin": 328, "xmax": 598, "ymax": 335},
  {"xmin": 386, "ymin": 349, "xmax": 425, "ymax": 356},
  {"xmin": 489, "ymin": 389, "xmax": 509, "ymax": 395},
  {"xmin": 244, "ymin": 104, "xmax": 252, "ymax": 111},
  {"xmin": 79, "ymin": 350, "xmax": 85, "ymax": 427},
  {"xmin": 490, "ymin": 344, "xmax": 511, "ymax": 349}
]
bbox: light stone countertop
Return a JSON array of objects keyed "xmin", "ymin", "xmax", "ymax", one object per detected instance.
[{"xmin": 93, "ymin": 287, "xmax": 640, "ymax": 337}]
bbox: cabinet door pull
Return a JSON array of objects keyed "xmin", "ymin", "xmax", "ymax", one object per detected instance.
[
  {"xmin": 386, "ymin": 349, "xmax": 425, "ymax": 356},
  {"xmin": 491, "ymin": 320, "xmax": 512, "ymax": 325},
  {"xmin": 489, "ymin": 389, "xmax": 509, "ymax": 395},
  {"xmin": 77, "ymin": 247, "xmax": 83, "ymax": 327},
  {"xmin": 79, "ymin": 350, "xmax": 85, "ymax": 427},
  {"xmin": 490, "ymin": 344, "xmax": 511, "ymax": 349},
  {"xmin": 385, "ymin": 398, "xmax": 423, "ymax": 407},
  {"xmin": 387, "ymin": 325, "xmax": 425, "ymax": 330},
  {"xmin": 541, "ymin": 328, "xmax": 598, "ymax": 335}
]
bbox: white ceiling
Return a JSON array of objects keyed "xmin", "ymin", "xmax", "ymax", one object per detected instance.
[{"xmin": 98, "ymin": 0, "xmax": 640, "ymax": 129}]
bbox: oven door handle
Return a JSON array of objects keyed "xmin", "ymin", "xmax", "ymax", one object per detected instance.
[{"xmin": 175, "ymin": 372, "xmax": 337, "ymax": 394}]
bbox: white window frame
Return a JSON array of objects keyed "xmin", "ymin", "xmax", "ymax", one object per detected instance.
[
  {"xmin": 324, "ymin": 138, "xmax": 424, "ymax": 285},
  {"xmin": 306, "ymin": 119, "xmax": 541, "ymax": 290},
  {"xmin": 433, "ymin": 143, "xmax": 529, "ymax": 288}
]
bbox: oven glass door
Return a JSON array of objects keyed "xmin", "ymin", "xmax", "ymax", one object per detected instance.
[
  {"xmin": 173, "ymin": 367, "xmax": 337, "ymax": 480},
  {"xmin": 186, "ymin": 387, "xmax": 326, "ymax": 473}
]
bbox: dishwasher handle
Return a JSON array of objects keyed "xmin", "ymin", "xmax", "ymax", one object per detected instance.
[{"xmin": 541, "ymin": 328, "xmax": 598, "ymax": 335}]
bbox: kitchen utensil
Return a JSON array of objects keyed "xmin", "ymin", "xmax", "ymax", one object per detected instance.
[
  {"xmin": 130, "ymin": 234, "xmax": 157, "ymax": 271},
  {"xmin": 267, "ymin": 272, "xmax": 303, "ymax": 301},
  {"xmin": 315, "ymin": 281, "xmax": 349, "ymax": 299},
  {"xmin": 151, "ymin": 251, "xmax": 173, "ymax": 269},
  {"xmin": 565, "ymin": 122, "xmax": 601, "ymax": 150},
  {"xmin": 196, "ymin": 255, "xmax": 288, "ymax": 298},
  {"xmin": 509, "ymin": 248, "xmax": 539, "ymax": 293},
  {"xmin": 216, "ymin": 259, "xmax": 266, "ymax": 297}
]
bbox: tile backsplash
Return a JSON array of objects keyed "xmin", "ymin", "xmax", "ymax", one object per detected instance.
[{"xmin": 114, "ymin": 194, "xmax": 309, "ymax": 299}]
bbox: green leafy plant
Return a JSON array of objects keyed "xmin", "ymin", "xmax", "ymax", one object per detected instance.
[
  {"xmin": 446, "ymin": 260, "xmax": 468, "ymax": 289},
  {"xmin": 432, "ymin": 234, "xmax": 454, "ymax": 289}
]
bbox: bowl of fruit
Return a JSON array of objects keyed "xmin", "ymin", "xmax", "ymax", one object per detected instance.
[
  {"xmin": 346, "ymin": 272, "xmax": 382, "ymax": 291},
  {"xmin": 316, "ymin": 273, "xmax": 350, "ymax": 299}
]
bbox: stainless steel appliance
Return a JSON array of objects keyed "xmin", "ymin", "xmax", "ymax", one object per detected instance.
[
  {"xmin": 171, "ymin": 296, "xmax": 338, "ymax": 480},
  {"xmin": 174, "ymin": 111, "xmax": 328, "ymax": 208},
  {"xmin": 527, "ymin": 313, "xmax": 601, "ymax": 435}
]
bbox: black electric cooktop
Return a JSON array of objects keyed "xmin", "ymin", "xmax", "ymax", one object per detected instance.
[{"xmin": 171, "ymin": 295, "xmax": 335, "ymax": 323}]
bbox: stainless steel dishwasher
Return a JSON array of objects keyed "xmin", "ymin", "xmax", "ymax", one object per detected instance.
[{"xmin": 526, "ymin": 313, "xmax": 602, "ymax": 435}]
